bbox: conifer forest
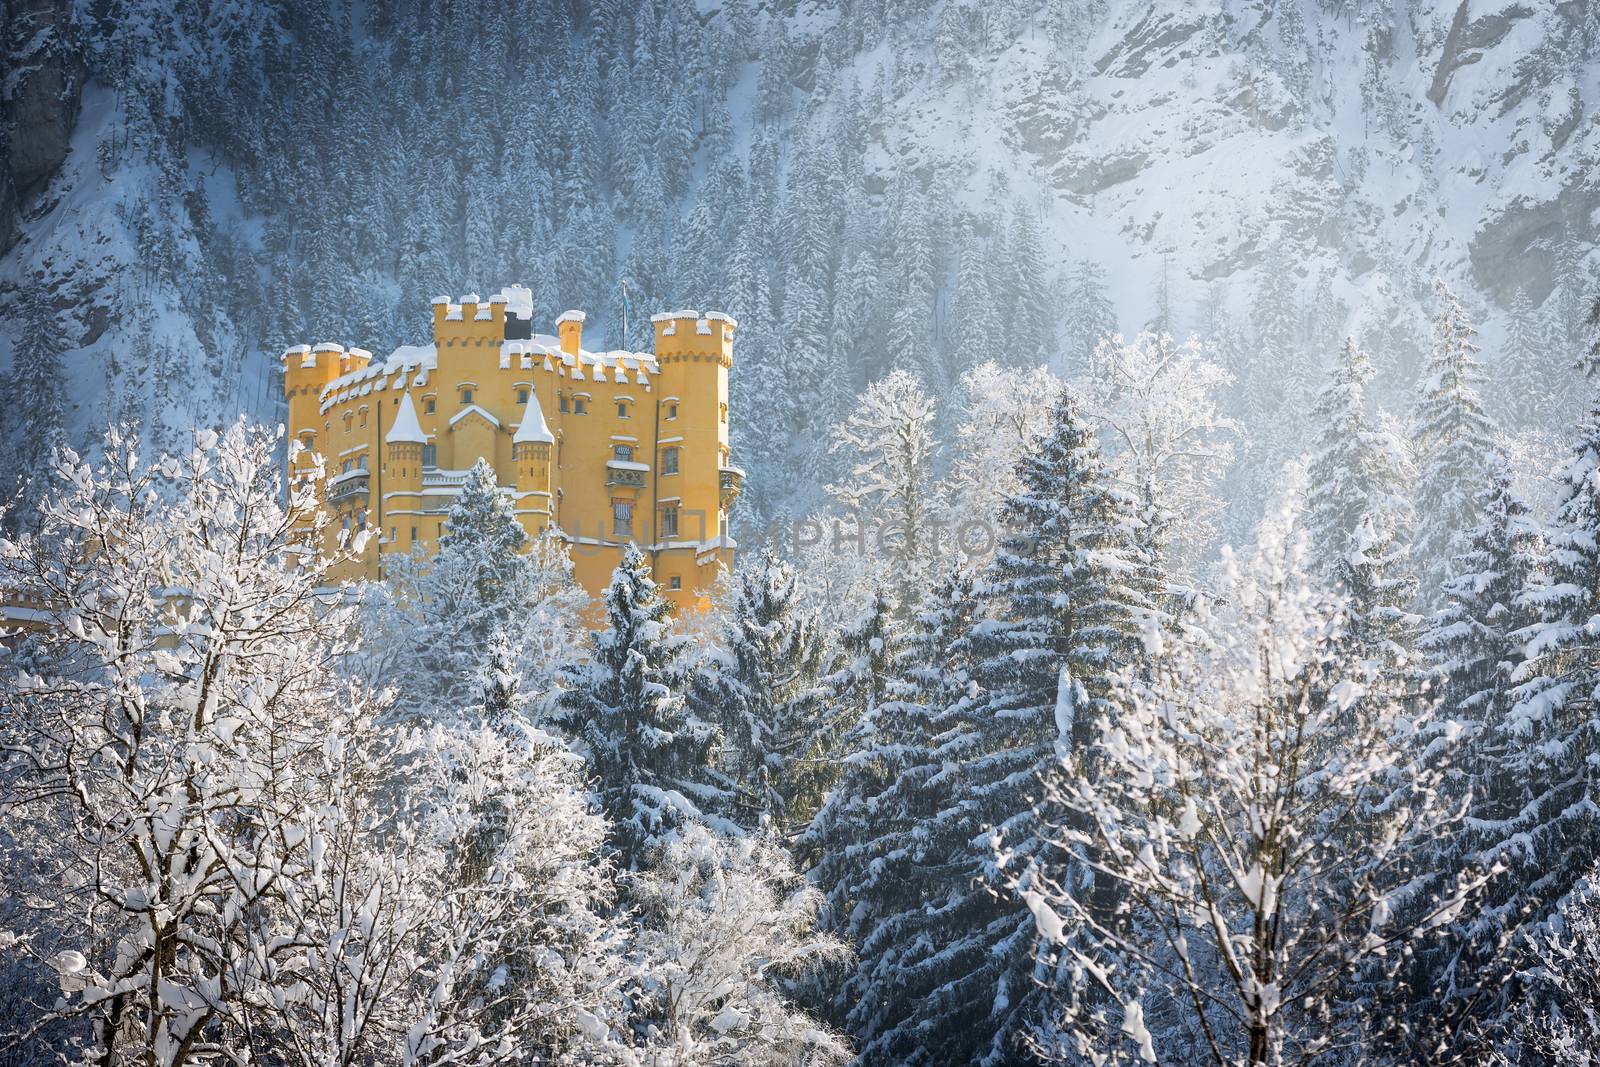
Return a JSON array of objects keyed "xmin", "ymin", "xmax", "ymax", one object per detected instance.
[{"xmin": 4, "ymin": 0, "xmax": 1600, "ymax": 1063}]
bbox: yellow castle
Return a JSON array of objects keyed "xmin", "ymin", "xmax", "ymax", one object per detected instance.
[{"xmin": 281, "ymin": 285, "xmax": 741, "ymax": 614}]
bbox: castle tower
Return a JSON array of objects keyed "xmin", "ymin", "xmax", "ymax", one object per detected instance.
[
  {"xmin": 383, "ymin": 391, "xmax": 427, "ymax": 561},
  {"xmin": 650, "ymin": 310, "xmax": 738, "ymax": 599},
  {"xmin": 282, "ymin": 343, "xmax": 344, "ymax": 467},
  {"xmin": 512, "ymin": 385, "xmax": 555, "ymax": 537}
]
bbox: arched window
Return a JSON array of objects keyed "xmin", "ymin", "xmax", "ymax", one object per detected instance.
[
  {"xmin": 614, "ymin": 445, "xmax": 634, "ymax": 462},
  {"xmin": 421, "ymin": 443, "xmax": 437, "ymax": 467}
]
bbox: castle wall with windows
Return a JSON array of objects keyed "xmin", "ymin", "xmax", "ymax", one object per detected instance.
[{"xmin": 281, "ymin": 285, "xmax": 741, "ymax": 614}]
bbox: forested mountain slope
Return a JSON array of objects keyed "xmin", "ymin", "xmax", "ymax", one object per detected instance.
[{"xmin": 2, "ymin": 0, "xmax": 1596, "ymax": 533}]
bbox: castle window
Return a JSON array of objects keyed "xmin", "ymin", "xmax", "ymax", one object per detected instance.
[
  {"xmin": 574, "ymin": 397, "xmax": 588, "ymax": 415},
  {"xmin": 661, "ymin": 446, "xmax": 680, "ymax": 476},
  {"xmin": 613, "ymin": 500, "xmax": 633, "ymax": 537},
  {"xmin": 422, "ymin": 444, "xmax": 437, "ymax": 467},
  {"xmin": 614, "ymin": 445, "xmax": 634, "ymax": 462},
  {"xmin": 517, "ymin": 388, "xmax": 530, "ymax": 404},
  {"xmin": 461, "ymin": 388, "xmax": 474, "ymax": 405},
  {"xmin": 424, "ymin": 396, "xmax": 436, "ymax": 414},
  {"xmin": 660, "ymin": 505, "xmax": 679, "ymax": 538},
  {"xmin": 410, "ymin": 526, "xmax": 418, "ymax": 541},
  {"xmin": 616, "ymin": 401, "xmax": 630, "ymax": 418},
  {"xmin": 666, "ymin": 402, "xmax": 679, "ymax": 420},
  {"xmin": 559, "ymin": 393, "xmax": 570, "ymax": 413},
  {"xmin": 669, "ymin": 576, "xmax": 682, "ymax": 590}
]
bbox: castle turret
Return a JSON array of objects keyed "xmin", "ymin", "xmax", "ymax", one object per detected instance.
[
  {"xmin": 386, "ymin": 391, "xmax": 427, "ymax": 484},
  {"xmin": 512, "ymin": 386, "xmax": 555, "ymax": 535}
]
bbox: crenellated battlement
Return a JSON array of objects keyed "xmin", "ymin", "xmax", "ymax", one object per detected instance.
[
  {"xmin": 432, "ymin": 293, "xmax": 508, "ymax": 334},
  {"xmin": 652, "ymin": 309, "xmax": 736, "ymax": 365}
]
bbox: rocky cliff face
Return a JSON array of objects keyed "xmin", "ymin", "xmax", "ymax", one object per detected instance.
[{"xmin": 1, "ymin": 0, "xmax": 83, "ymax": 252}]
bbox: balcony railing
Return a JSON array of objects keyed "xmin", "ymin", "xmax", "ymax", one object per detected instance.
[
  {"xmin": 326, "ymin": 470, "xmax": 370, "ymax": 503},
  {"xmin": 606, "ymin": 460, "xmax": 648, "ymax": 488}
]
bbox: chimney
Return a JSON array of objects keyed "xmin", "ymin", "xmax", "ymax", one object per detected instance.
[{"xmin": 556, "ymin": 309, "xmax": 586, "ymax": 357}]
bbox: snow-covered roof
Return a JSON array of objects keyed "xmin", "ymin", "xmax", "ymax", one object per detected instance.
[
  {"xmin": 556, "ymin": 309, "xmax": 586, "ymax": 325},
  {"xmin": 314, "ymin": 325, "xmax": 660, "ymax": 415},
  {"xmin": 386, "ymin": 392, "xmax": 427, "ymax": 445},
  {"xmin": 513, "ymin": 391, "xmax": 554, "ymax": 445},
  {"xmin": 313, "ymin": 343, "xmax": 345, "ymax": 354}
]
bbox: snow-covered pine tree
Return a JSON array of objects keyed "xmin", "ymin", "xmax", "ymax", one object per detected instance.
[
  {"xmin": 1003, "ymin": 202, "xmax": 1054, "ymax": 369},
  {"xmin": 904, "ymin": 387, "xmax": 1153, "ymax": 1065},
  {"xmin": 361, "ymin": 457, "xmax": 585, "ymax": 726},
  {"xmin": 1305, "ymin": 338, "xmax": 1414, "ymax": 585},
  {"xmin": 691, "ymin": 550, "xmax": 829, "ymax": 837},
  {"xmin": 805, "ymin": 566, "xmax": 983, "ymax": 1064},
  {"xmin": 558, "ymin": 543, "xmax": 723, "ymax": 871},
  {"xmin": 1021, "ymin": 509, "xmax": 1487, "ymax": 1067},
  {"xmin": 1, "ymin": 286, "xmax": 67, "ymax": 510},
  {"xmin": 1062, "ymin": 259, "xmax": 1117, "ymax": 379},
  {"xmin": 1411, "ymin": 280, "xmax": 1498, "ymax": 607},
  {"xmin": 1476, "ymin": 385, "xmax": 1600, "ymax": 1037},
  {"xmin": 1497, "ymin": 286, "xmax": 1554, "ymax": 429},
  {"xmin": 941, "ymin": 361, "xmax": 1061, "ymax": 562},
  {"xmin": 940, "ymin": 214, "xmax": 999, "ymax": 392},
  {"xmin": 1396, "ymin": 462, "xmax": 1546, "ymax": 1058}
]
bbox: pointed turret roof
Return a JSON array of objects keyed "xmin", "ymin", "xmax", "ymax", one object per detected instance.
[
  {"xmin": 514, "ymin": 389, "xmax": 555, "ymax": 445},
  {"xmin": 386, "ymin": 391, "xmax": 427, "ymax": 444}
]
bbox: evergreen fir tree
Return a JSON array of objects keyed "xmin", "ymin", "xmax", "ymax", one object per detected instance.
[
  {"xmin": 692, "ymin": 550, "xmax": 829, "ymax": 837},
  {"xmin": 1496, "ymin": 386, "xmax": 1600, "ymax": 975},
  {"xmin": 1398, "ymin": 463, "xmax": 1546, "ymax": 1056},
  {"xmin": 893, "ymin": 388, "xmax": 1152, "ymax": 1065},
  {"xmin": 805, "ymin": 567, "xmax": 982, "ymax": 1065},
  {"xmin": 1003, "ymin": 201, "xmax": 1054, "ymax": 368},
  {"xmin": 940, "ymin": 214, "xmax": 999, "ymax": 391},
  {"xmin": 1496, "ymin": 286, "xmax": 1552, "ymax": 428},
  {"xmin": 2, "ymin": 287, "xmax": 66, "ymax": 506},
  {"xmin": 1411, "ymin": 281, "xmax": 1498, "ymax": 607},
  {"xmin": 557, "ymin": 544, "xmax": 722, "ymax": 871},
  {"xmin": 1304, "ymin": 338, "xmax": 1414, "ymax": 584},
  {"xmin": 1061, "ymin": 258, "xmax": 1116, "ymax": 379}
]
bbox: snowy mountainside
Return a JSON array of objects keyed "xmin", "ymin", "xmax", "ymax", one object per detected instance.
[{"xmin": 0, "ymin": 0, "xmax": 1595, "ymax": 531}]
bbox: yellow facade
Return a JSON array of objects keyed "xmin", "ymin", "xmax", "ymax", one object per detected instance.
[{"xmin": 281, "ymin": 286, "xmax": 741, "ymax": 615}]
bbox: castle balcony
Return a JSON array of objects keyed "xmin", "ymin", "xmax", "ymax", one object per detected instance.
[
  {"xmin": 719, "ymin": 465, "xmax": 745, "ymax": 503},
  {"xmin": 326, "ymin": 469, "xmax": 370, "ymax": 503},
  {"xmin": 606, "ymin": 459, "xmax": 649, "ymax": 491}
]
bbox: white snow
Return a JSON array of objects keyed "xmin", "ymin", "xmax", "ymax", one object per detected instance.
[{"xmin": 386, "ymin": 392, "xmax": 427, "ymax": 445}]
